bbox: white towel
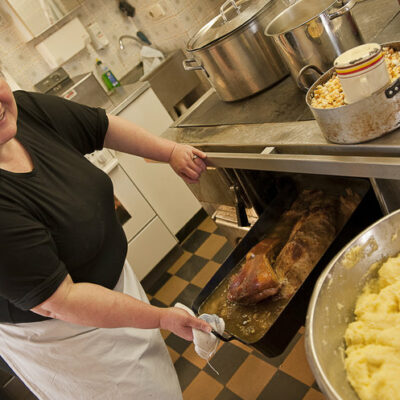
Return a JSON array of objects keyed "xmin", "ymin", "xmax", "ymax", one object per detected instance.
[{"xmin": 174, "ymin": 303, "xmax": 225, "ymax": 361}]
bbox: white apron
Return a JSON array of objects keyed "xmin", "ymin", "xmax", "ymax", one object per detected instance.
[{"xmin": 0, "ymin": 261, "xmax": 182, "ymax": 400}]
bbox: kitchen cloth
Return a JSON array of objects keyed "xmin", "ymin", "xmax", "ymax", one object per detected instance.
[
  {"xmin": 140, "ymin": 46, "xmax": 165, "ymax": 75},
  {"xmin": 174, "ymin": 303, "xmax": 225, "ymax": 363}
]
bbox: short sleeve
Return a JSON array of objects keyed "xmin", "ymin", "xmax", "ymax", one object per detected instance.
[
  {"xmin": 14, "ymin": 90, "xmax": 109, "ymax": 155},
  {"xmin": 0, "ymin": 207, "xmax": 68, "ymax": 310}
]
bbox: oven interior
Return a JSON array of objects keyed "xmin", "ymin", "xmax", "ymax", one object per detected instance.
[{"xmin": 192, "ymin": 170, "xmax": 383, "ymax": 356}]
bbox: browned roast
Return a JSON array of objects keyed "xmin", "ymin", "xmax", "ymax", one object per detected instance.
[
  {"xmin": 227, "ymin": 238, "xmax": 283, "ymax": 305},
  {"xmin": 227, "ymin": 189, "xmax": 339, "ymax": 305},
  {"xmin": 275, "ymin": 193, "xmax": 338, "ymax": 298}
]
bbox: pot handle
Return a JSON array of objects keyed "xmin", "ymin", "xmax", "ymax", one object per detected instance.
[
  {"xmin": 328, "ymin": 0, "xmax": 358, "ymax": 20},
  {"xmin": 182, "ymin": 58, "xmax": 209, "ymax": 77},
  {"xmin": 385, "ymin": 78, "xmax": 400, "ymax": 99},
  {"xmin": 296, "ymin": 64, "xmax": 324, "ymax": 92},
  {"xmin": 220, "ymin": 0, "xmax": 241, "ymax": 23}
]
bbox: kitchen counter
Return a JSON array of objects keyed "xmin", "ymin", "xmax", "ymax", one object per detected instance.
[
  {"xmin": 162, "ymin": 0, "xmax": 400, "ymax": 162},
  {"xmin": 107, "ymin": 81, "xmax": 150, "ymax": 115}
]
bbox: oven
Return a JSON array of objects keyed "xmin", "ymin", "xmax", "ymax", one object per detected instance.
[{"xmin": 189, "ymin": 157, "xmax": 386, "ymax": 356}]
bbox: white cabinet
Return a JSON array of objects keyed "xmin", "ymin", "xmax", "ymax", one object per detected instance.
[
  {"xmin": 127, "ymin": 217, "xmax": 177, "ymax": 281},
  {"xmin": 116, "ymin": 87, "xmax": 201, "ymax": 235},
  {"xmin": 108, "ymin": 164, "xmax": 155, "ymax": 242}
]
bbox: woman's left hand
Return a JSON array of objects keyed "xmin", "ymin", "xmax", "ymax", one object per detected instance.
[
  {"xmin": 169, "ymin": 144, "xmax": 207, "ymax": 184},
  {"xmin": 160, "ymin": 307, "xmax": 212, "ymax": 341}
]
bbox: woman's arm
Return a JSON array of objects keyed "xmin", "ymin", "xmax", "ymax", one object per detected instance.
[
  {"xmin": 104, "ymin": 114, "xmax": 207, "ymax": 183},
  {"xmin": 31, "ymin": 274, "xmax": 211, "ymax": 341}
]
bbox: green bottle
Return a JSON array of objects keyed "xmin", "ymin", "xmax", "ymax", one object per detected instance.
[{"xmin": 96, "ymin": 59, "xmax": 120, "ymax": 90}]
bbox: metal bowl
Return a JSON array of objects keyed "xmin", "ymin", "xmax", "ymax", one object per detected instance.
[
  {"xmin": 305, "ymin": 209, "xmax": 400, "ymax": 400},
  {"xmin": 305, "ymin": 41, "xmax": 400, "ymax": 144}
]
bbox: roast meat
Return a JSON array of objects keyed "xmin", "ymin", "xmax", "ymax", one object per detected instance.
[
  {"xmin": 227, "ymin": 189, "xmax": 338, "ymax": 305},
  {"xmin": 227, "ymin": 238, "xmax": 282, "ymax": 305}
]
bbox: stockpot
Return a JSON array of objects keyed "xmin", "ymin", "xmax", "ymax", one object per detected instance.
[
  {"xmin": 265, "ymin": 0, "xmax": 364, "ymax": 91},
  {"xmin": 306, "ymin": 41, "xmax": 400, "ymax": 144},
  {"xmin": 183, "ymin": 0, "xmax": 288, "ymax": 102}
]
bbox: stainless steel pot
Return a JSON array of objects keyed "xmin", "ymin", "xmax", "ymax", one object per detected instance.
[
  {"xmin": 306, "ymin": 41, "xmax": 400, "ymax": 144},
  {"xmin": 265, "ymin": 0, "xmax": 364, "ymax": 91},
  {"xmin": 183, "ymin": 0, "xmax": 288, "ymax": 102}
]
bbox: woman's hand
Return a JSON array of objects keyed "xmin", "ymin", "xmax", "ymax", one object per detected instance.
[
  {"xmin": 169, "ymin": 144, "xmax": 207, "ymax": 184},
  {"xmin": 159, "ymin": 307, "xmax": 212, "ymax": 341}
]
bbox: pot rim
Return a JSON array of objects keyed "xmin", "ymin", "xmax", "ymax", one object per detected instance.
[
  {"xmin": 264, "ymin": 0, "xmax": 338, "ymax": 37},
  {"xmin": 186, "ymin": 0, "xmax": 270, "ymax": 52}
]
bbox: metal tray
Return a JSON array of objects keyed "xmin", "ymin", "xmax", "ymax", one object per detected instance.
[
  {"xmin": 306, "ymin": 41, "xmax": 400, "ymax": 144},
  {"xmin": 192, "ymin": 175, "xmax": 374, "ymax": 356}
]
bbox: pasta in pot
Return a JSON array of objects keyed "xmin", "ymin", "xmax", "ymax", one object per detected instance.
[{"xmin": 310, "ymin": 47, "xmax": 400, "ymax": 109}]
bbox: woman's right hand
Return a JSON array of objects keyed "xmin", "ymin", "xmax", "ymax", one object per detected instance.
[{"xmin": 159, "ymin": 308, "xmax": 212, "ymax": 341}]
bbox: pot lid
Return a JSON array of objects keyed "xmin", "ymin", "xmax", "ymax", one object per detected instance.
[
  {"xmin": 334, "ymin": 43, "xmax": 381, "ymax": 69},
  {"xmin": 187, "ymin": 0, "xmax": 270, "ymax": 51}
]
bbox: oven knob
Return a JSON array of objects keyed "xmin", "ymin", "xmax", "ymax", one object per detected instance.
[{"xmin": 96, "ymin": 152, "xmax": 107, "ymax": 164}]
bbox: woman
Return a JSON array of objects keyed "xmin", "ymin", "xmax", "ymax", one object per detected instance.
[{"xmin": 0, "ymin": 74, "xmax": 211, "ymax": 399}]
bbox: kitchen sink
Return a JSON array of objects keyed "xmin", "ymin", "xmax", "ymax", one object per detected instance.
[
  {"xmin": 119, "ymin": 50, "xmax": 203, "ymax": 119},
  {"xmin": 119, "ymin": 62, "xmax": 144, "ymax": 86}
]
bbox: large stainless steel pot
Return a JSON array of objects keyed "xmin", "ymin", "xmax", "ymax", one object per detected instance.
[
  {"xmin": 183, "ymin": 0, "xmax": 288, "ymax": 102},
  {"xmin": 306, "ymin": 41, "xmax": 400, "ymax": 144},
  {"xmin": 265, "ymin": 0, "xmax": 364, "ymax": 91},
  {"xmin": 305, "ymin": 208, "xmax": 400, "ymax": 400}
]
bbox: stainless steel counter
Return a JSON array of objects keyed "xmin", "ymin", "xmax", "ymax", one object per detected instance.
[
  {"xmin": 161, "ymin": 0, "xmax": 400, "ymax": 216},
  {"xmin": 107, "ymin": 81, "xmax": 150, "ymax": 115},
  {"xmin": 161, "ymin": 1, "xmax": 400, "ymax": 177},
  {"xmin": 173, "ymin": 0, "xmax": 399, "ymax": 129}
]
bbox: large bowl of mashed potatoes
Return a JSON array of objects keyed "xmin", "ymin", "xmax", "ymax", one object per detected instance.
[{"xmin": 305, "ymin": 209, "xmax": 400, "ymax": 400}]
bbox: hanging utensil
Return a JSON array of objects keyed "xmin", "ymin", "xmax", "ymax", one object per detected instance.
[{"xmin": 118, "ymin": 0, "xmax": 152, "ymax": 45}]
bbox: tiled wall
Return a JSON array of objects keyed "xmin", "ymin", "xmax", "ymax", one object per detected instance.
[{"xmin": 0, "ymin": 0, "xmax": 225, "ymax": 91}]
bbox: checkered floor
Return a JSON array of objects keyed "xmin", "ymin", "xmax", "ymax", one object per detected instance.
[{"xmin": 143, "ymin": 217, "xmax": 326, "ymax": 400}]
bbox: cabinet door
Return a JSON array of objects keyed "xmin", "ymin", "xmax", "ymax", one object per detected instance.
[
  {"xmin": 117, "ymin": 88, "xmax": 201, "ymax": 235},
  {"xmin": 127, "ymin": 216, "xmax": 177, "ymax": 281},
  {"xmin": 109, "ymin": 165, "xmax": 155, "ymax": 242}
]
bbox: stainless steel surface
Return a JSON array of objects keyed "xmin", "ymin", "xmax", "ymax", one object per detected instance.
[
  {"xmin": 184, "ymin": 0, "xmax": 288, "ymax": 101},
  {"xmin": 120, "ymin": 51, "xmax": 203, "ymax": 120},
  {"xmin": 265, "ymin": 0, "xmax": 364, "ymax": 90},
  {"xmin": 119, "ymin": 63, "xmax": 144, "ymax": 85},
  {"xmin": 205, "ymin": 152, "xmax": 400, "ymax": 180},
  {"xmin": 305, "ymin": 209, "xmax": 400, "ymax": 400},
  {"xmin": 119, "ymin": 34, "xmax": 143, "ymax": 50},
  {"xmin": 176, "ymin": 77, "xmax": 313, "ymax": 127},
  {"xmin": 187, "ymin": 0, "xmax": 275, "ymax": 50},
  {"xmin": 305, "ymin": 41, "xmax": 400, "ymax": 144},
  {"xmin": 107, "ymin": 81, "xmax": 151, "ymax": 115},
  {"xmin": 139, "ymin": 50, "xmax": 202, "ymax": 120},
  {"xmin": 370, "ymin": 178, "xmax": 400, "ymax": 214},
  {"xmin": 34, "ymin": 67, "xmax": 71, "ymax": 94},
  {"xmin": 59, "ymin": 73, "xmax": 113, "ymax": 110}
]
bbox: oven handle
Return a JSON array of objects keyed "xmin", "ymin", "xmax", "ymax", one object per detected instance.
[{"xmin": 205, "ymin": 152, "xmax": 400, "ymax": 180}]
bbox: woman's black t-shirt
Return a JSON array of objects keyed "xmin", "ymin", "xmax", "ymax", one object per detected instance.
[{"xmin": 0, "ymin": 91, "xmax": 127, "ymax": 323}]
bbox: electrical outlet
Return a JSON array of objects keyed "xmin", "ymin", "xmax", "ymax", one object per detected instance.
[{"xmin": 147, "ymin": 3, "xmax": 166, "ymax": 20}]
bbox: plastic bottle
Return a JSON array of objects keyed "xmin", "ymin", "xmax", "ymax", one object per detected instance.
[{"xmin": 96, "ymin": 59, "xmax": 120, "ymax": 90}]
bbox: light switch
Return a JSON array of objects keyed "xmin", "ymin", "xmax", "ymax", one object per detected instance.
[{"xmin": 147, "ymin": 3, "xmax": 166, "ymax": 20}]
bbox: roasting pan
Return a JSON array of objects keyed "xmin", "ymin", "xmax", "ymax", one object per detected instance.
[{"xmin": 192, "ymin": 175, "xmax": 377, "ymax": 356}]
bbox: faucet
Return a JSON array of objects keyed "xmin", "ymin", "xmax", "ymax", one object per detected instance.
[{"xmin": 119, "ymin": 35, "xmax": 143, "ymax": 50}]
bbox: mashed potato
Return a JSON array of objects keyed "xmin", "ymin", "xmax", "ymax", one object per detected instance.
[{"xmin": 345, "ymin": 254, "xmax": 400, "ymax": 400}]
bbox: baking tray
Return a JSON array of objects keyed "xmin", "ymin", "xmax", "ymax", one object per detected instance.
[{"xmin": 192, "ymin": 175, "xmax": 375, "ymax": 356}]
